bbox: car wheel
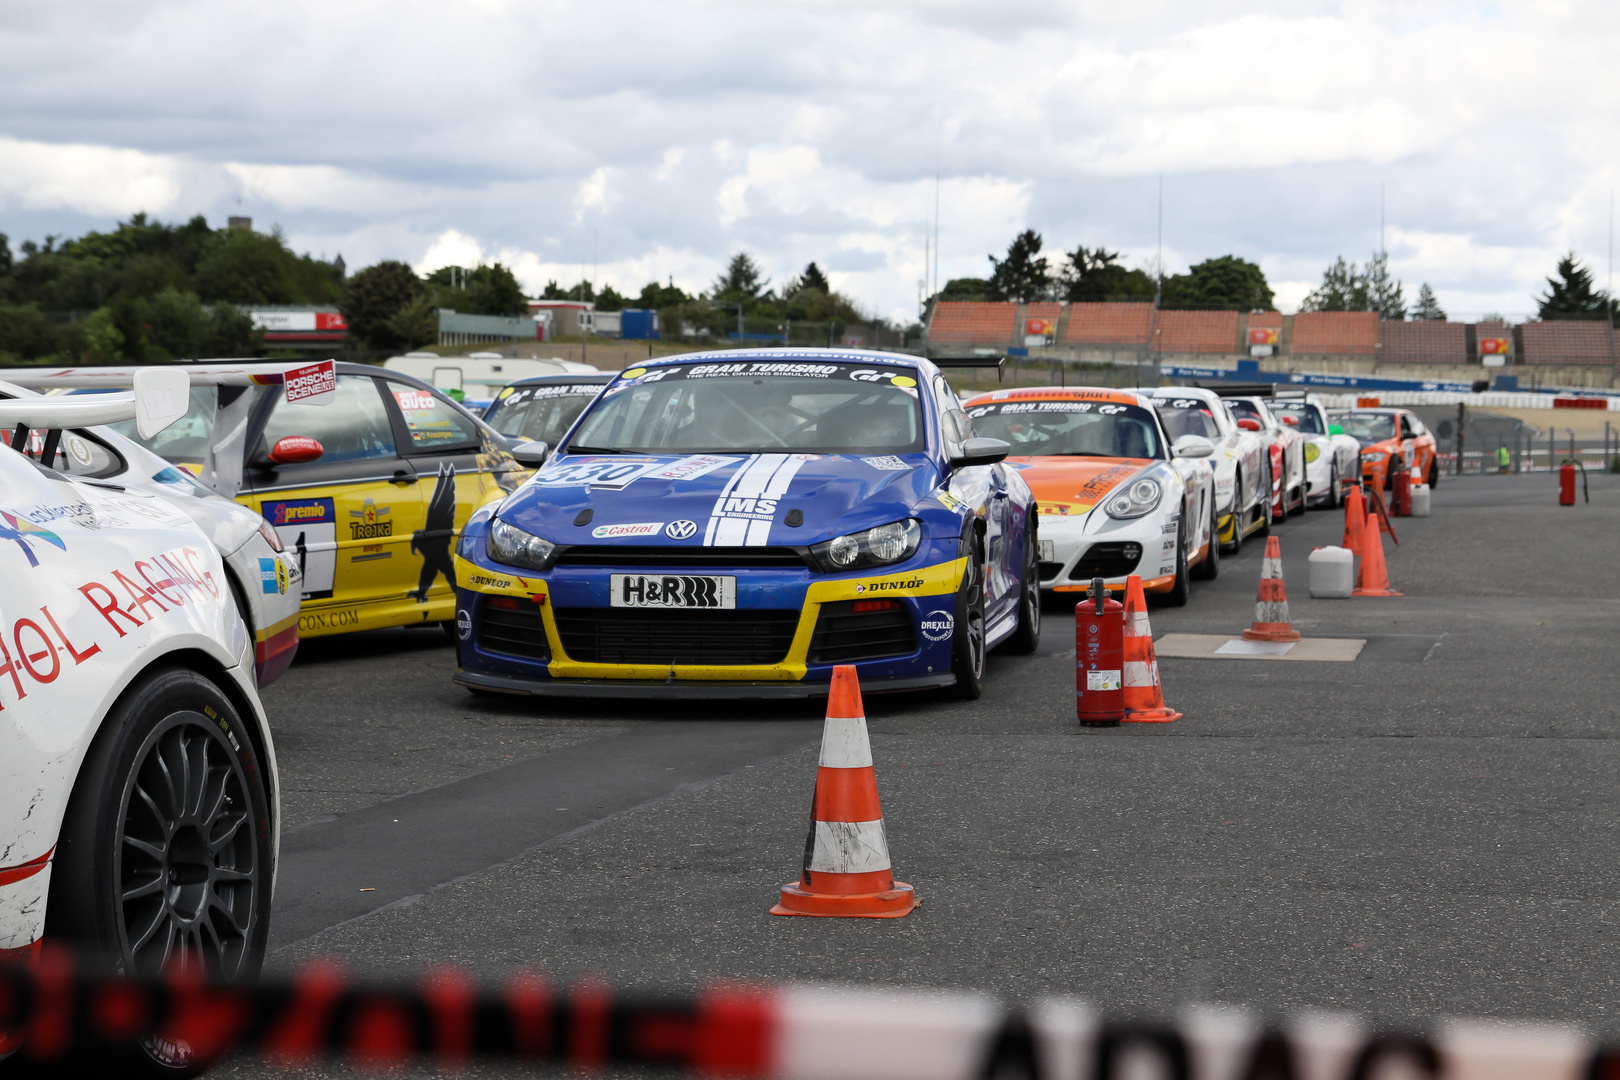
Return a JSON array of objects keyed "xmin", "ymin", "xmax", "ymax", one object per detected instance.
[
  {"xmin": 1257, "ymin": 482, "xmax": 1273, "ymax": 536},
  {"xmin": 1161, "ymin": 520, "xmax": 1190, "ymax": 607},
  {"xmin": 1221, "ymin": 476, "xmax": 1245, "ymax": 555},
  {"xmin": 48, "ymin": 667, "xmax": 273, "ymax": 1072},
  {"xmin": 1003, "ymin": 517, "xmax": 1041, "ymax": 655},
  {"xmin": 1327, "ymin": 462, "xmax": 1342, "ymax": 508},
  {"xmin": 1427, "ymin": 457, "xmax": 1439, "ymax": 488},
  {"xmin": 951, "ymin": 534, "xmax": 988, "ymax": 699},
  {"xmin": 1192, "ymin": 498, "xmax": 1220, "ymax": 580}
]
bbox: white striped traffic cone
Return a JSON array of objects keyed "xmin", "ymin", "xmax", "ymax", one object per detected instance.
[
  {"xmin": 771, "ymin": 665, "xmax": 916, "ymax": 918},
  {"xmin": 1242, "ymin": 535, "xmax": 1301, "ymax": 642}
]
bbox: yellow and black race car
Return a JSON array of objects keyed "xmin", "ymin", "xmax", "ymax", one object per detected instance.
[{"xmin": 9, "ymin": 361, "xmax": 532, "ymax": 638}]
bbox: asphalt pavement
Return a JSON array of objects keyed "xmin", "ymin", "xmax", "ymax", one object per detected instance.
[{"xmin": 214, "ymin": 471, "xmax": 1620, "ymax": 1077}]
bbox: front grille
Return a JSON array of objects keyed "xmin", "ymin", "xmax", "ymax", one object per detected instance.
[
  {"xmin": 553, "ymin": 608, "xmax": 800, "ymax": 665},
  {"xmin": 553, "ymin": 545, "xmax": 808, "ymax": 569},
  {"xmin": 477, "ymin": 599, "xmax": 550, "ymax": 660},
  {"xmin": 1069, "ymin": 542, "xmax": 1142, "ymax": 581},
  {"xmin": 808, "ymin": 600, "xmax": 918, "ymax": 664}
]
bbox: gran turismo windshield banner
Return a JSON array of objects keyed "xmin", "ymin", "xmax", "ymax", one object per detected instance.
[
  {"xmin": 966, "ymin": 399, "xmax": 1163, "ymax": 460},
  {"xmin": 568, "ymin": 361, "xmax": 926, "ymax": 456}
]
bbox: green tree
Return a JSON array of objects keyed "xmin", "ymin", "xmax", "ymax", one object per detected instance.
[
  {"xmin": 0, "ymin": 233, "xmax": 11, "ymax": 275},
  {"xmin": 1363, "ymin": 251, "xmax": 1405, "ymax": 319},
  {"xmin": 594, "ymin": 285, "xmax": 626, "ymax": 312},
  {"xmin": 1410, "ymin": 283, "xmax": 1446, "ymax": 321},
  {"xmin": 386, "ymin": 294, "xmax": 442, "ymax": 350},
  {"xmin": 634, "ymin": 280, "xmax": 689, "ymax": 309},
  {"xmin": 987, "ymin": 229, "xmax": 1051, "ymax": 301},
  {"xmin": 424, "ymin": 263, "xmax": 528, "ymax": 316},
  {"xmin": 1060, "ymin": 246, "xmax": 1156, "ymax": 302},
  {"xmin": 1160, "ymin": 255, "xmax": 1274, "ymax": 310},
  {"xmin": 784, "ymin": 261, "xmax": 831, "ymax": 297},
  {"xmin": 712, "ymin": 252, "xmax": 770, "ymax": 300},
  {"xmin": 82, "ymin": 307, "xmax": 124, "ymax": 363},
  {"xmin": 1300, "ymin": 256, "xmax": 1369, "ymax": 312},
  {"xmin": 937, "ymin": 278, "xmax": 992, "ymax": 301},
  {"xmin": 1537, "ymin": 253, "xmax": 1615, "ymax": 320},
  {"xmin": 340, "ymin": 260, "xmax": 423, "ymax": 351},
  {"xmin": 0, "ymin": 302, "xmax": 63, "ymax": 361}
]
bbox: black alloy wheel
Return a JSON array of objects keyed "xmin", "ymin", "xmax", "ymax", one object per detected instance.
[
  {"xmin": 1161, "ymin": 519, "xmax": 1190, "ymax": 606},
  {"xmin": 952, "ymin": 533, "xmax": 988, "ymax": 699},
  {"xmin": 1327, "ymin": 462, "xmax": 1342, "ymax": 508},
  {"xmin": 1003, "ymin": 516, "xmax": 1041, "ymax": 654},
  {"xmin": 49, "ymin": 667, "xmax": 273, "ymax": 1072},
  {"xmin": 1221, "ymin": 475, "xmax": 1245, "ymax": 555}
]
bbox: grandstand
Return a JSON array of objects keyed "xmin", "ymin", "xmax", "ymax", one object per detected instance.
[
  {"xmin": 1292, "ymin": 312, "xmax": 1379, "ymax": 356},
  {"xmin": 1377, "ymin": 320, "xmax": 1468, "ymax": 364},
  {"xmin": 926, "ymin": 302, "xmax": 1017, "ymax": 346},
  {"xmin": 1061, "ymin": 302, "xmax": 1152, "ymax": 346},
  {"xmin": 1154, "ymin": 310, "xmax": 1239, "ymax": 354},
  {"xmin": 1520, "ymin": 321, "xmax": 1616, "ymax": 365}
]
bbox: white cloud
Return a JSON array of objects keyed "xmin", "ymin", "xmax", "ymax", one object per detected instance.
[{"xmin": 3, "ymin": 1, "xmax": 1620, "ymax": 320}]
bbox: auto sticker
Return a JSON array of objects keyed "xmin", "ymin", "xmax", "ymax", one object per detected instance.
[
  {"xmin": 0, "ymin": 511, "xmax": 67, "ymax": 567},
  {"xmin": 530, "ymin": 458, "xmax": 666, "ymax": 490},
  {"xmin": 591, "ymin": 522, "xmax": 663, "ymax": 539},
  {"xmin": 863, "ymin": 455, "xmax": 911, "ymax": 471},
  {"xmin": 411, "ymin": 463, "xmax": 458, "ymax": 602},
  {"xmin": 258, "ymin": 556, "xmax": 289, "ymax": 594},
  {"xmin": 648, "ymin": 454, "xmax": 740, "ymax": 483},
  {"xmin": 1073, "ymin": 464, "xmax": 1137, "ymax": 503},
  {"xmin": 456, "ymin": 609, "xmax": 473, "ymax": 639},
  {"xmin": 920, "ymin": 609, "xmax": 955, "ymax": 642},
  {"xmin": 1087, "ymin": 669, "xmax": 1121, "ymax": 691},
  {"xmin": 348, "ymin": 498, "xmax": 393, "ymax": 540},
  {"xmin": 854, "ymin": 577, "xmax": 924, "ymax": 594},
  {"xmin": 702, "ymin": 453, "xmax": 808, "ymax": 546},
  {"xmin": 263, "ymin": 498, "xmax": 336, "ymax": 598}
]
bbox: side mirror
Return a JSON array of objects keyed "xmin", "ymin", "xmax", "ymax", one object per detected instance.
[
  {"xmin": 1280, "ymin": 415, "xmax": 1299, "ymax": 426},
  {"xmin": 950, "ymin": 437, "xmax": 1010, "ymax": 468},
  {"xmin": 1328, "ymin": 424, "xmax": 1345, "ymax": 436},
  {"xmin": 1236, "ymin": 417, "xmax": 1263, "ymax": 432},
  {"xmin": 1173, "ymin": 434, "xmax": 1215, "ymax": 459},
  {"xmin": 268, "ymin": 436, "xmax": 323, "ymax": 465},
  {"xmin": 510, "ymin": 440, "xmax": 549, "ymax": 468}
]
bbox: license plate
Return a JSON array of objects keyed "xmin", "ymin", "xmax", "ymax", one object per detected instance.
[
  {"xmin": 1039, "ymin": 540, "xmax": 1056, "ymax": 562},
  {"xmin": 610, "ymin": 574, "xmax": 736, "ymax": 609}
]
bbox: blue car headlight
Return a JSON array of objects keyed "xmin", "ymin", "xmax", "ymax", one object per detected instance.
[
  {"xmin": 1103, "ymin": 478, "xmax": 1163, "ymax": 520},
  {"xmin": 488, "ymin": 518, "xmax": 557, "ymax": 572},
  {"xmin": 811, "ymin": 519, "xmax": 921, "ymax": 573}
]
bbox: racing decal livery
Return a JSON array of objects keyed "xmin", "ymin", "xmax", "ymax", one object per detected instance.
[
  {"xmin": 965, "ymin": 387, "xmax": 1215, "ymax": 602},
  {"xmin": 412, "ymin": 462, "xmax": 459, "ymax": 602},
  {"xmin": 452, "ymin": 349, "xmax": 1038, "ymax": 698}
]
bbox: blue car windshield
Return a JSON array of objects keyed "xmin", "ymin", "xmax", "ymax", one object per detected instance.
[
  {"xmin": 567, "ymin": 362, "xmax": 926, "ymax": 454},
  {"xmin": 485, "ymin": 383, "xmax": 606, "ymax": 446},
  {"xmin": 966, "ymin": 399, "xmax": 1164, "ymax": 459}
]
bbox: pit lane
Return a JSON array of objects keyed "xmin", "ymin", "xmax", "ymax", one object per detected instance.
[{"xmin": 231, "ymin": 470, "xmax": 1620, "ymax": 1075}]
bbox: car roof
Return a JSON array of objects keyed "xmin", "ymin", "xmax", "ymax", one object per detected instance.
[
  {"xmin": 625, "ymin": 347, "xmax": 932, "ymax": 372},
  {"xmin": 500, "ymin": 373, "xmax": 614, "ymax": 388},
  {"xmin": 962, "ymin": 386, "xmax": 1144, "ymax": 407}
]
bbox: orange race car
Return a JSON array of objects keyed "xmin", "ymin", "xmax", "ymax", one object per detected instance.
[
  {"xmin": 1328, "ymin": 407, "xmax": 1440, "ymax": 491},
  {"xmin": 963, "ymin": 386, "xmax": 1218, "ymax": 605}
]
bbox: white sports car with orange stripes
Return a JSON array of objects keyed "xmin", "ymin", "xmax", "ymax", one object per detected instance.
[
  {"xmin": 963, "ymin": 387, "xmax": 1218, "ymax": 605},
  {"xmin": 0, "ymin": 378, "xmax": 279, "ymax": 1070}
]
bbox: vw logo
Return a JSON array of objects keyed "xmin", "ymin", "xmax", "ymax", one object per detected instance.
[{"xmin": 665, "ymin": 519, "xmax": 698, "ymax": 540}]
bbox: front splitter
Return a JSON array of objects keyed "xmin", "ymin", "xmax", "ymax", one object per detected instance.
[{"xmin": 454, "ymin": 669, "xmax": 957, "ymax": 700}]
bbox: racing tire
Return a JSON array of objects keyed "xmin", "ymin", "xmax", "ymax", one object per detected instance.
[
  {"xmin": 1220, "ymin": 475, "xmax": 1245, "ymax": 556},
  {"xmin": 1325, "ymin": 462, "xmax": 1342, "ymax": 509},
  {"xmin": 1427, "ymin": 458, "xmax": 1439, "ymax": 489},
  {"xmin": 1161, "ymin": 521, "xmax": 1190, "ymax": 607},
  {"xmin": 1002, "ymin": 515, "xmax": 1041, "ymax": 655},
  {"xmin": 47, "ymin": 666, "xmax": 273, "ymax": 1075},
  {"xmin": 951, "ymin": 534, "xmax": 988, "ymax": 700},
  {"xmin": 1191, "ymin": 498, "xmax": 1220, "ymax": 581},
  {"xmin": 1257, "ymin": 483, "xmax": 1274, "ymax": 536}
]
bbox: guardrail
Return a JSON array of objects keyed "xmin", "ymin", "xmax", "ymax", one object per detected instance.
[{"xmin": 2, "ymin": 945, "xmax": 1614, "ymax": 1077}]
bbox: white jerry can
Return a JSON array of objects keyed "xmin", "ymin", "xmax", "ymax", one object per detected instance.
[
  {"xmin": 1409, "ymin": 483, "xmax": 1431, "ymax": 516},
  {"xmin": 1308, "ymin": 545, "xmax": 1355, "ymax": 598}
]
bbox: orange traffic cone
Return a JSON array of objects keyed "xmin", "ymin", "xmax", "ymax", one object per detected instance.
[
  {"xmin": 1122, "ymin": 575, "xmax": 1181, "ymax": 723},
  {"xmin": 1352, "ymin": 508, "xmax": 1402, "ymax": 597},
  {"xmin": 772, "ymin": 666, "xmax": 916, "ymax": 919},
  {"xmin": 1370, "ymin": 473, "xmax": 1394, "ymax": 535},
  {"xmin": 1342, "ymin": 485, "xmax": 1366, "ymax": 558},
  {"xmin": 1242, "ymin": 535, "xmax": 1302, "ymax": 642}
]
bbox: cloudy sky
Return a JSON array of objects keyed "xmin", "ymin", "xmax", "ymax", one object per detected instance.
[{"xmin": 3, "ymin": 1, "xmax": 1618, "ymax": 323}]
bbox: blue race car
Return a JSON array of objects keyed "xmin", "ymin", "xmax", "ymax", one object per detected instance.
[{"xmin": 450, "ymin": 349, "xmax": 1040, "ymax": 699}]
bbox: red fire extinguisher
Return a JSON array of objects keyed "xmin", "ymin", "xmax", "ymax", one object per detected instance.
[
  {"xmin": 1560, "ymin": 462, "xmax": 1577, "ymax": 506},
  {"xmin": 1392, "ymin": 465, "xmax": 1410, "ymax": 516},
  {"xmin": 1076, "ymin": 577, "xmax": 1125, "ymax": 727}
]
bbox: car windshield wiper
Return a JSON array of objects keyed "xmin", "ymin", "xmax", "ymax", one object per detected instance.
[
  {"xmin": 563, "ymin": 445, "xmax": 637, "ymax": 455},
  {"xmin": 1051, "ymin": 451, "xmax": 1112, "ymax": 457}
]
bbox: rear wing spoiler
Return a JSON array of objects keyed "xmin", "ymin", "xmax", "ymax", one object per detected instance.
[
  {"xmin": 0, "ymin": 369, "xmax": 190, "ymax": 469},
  {"xmin": 1199, "ymin": 382, "xmax": 1275, "ymax": 399},
  {"xmin": 0, "ymin": 360, "xmax": 334, "ymax": 499},
  {"xmin": 930, "ymin": 355, "xmax": 1007, "ymax": 380}
]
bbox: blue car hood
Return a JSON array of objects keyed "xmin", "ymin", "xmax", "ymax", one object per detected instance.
[{"xmin": 498, "ymin": 452, "xmax": 941, "ymax": 546}]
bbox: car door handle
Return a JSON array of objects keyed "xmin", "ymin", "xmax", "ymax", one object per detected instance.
[{"xmin": 391, "ymin": 470, "xmax": 417, "ymax": 485}]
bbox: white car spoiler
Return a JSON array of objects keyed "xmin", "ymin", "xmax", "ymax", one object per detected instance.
[
  {"xmin": 0, "ymin": 368, "xmax": 190, "ymax": 440},
  {"xmin": 0, "ymin": 361, "xmax": 333, "ymax": 499}
]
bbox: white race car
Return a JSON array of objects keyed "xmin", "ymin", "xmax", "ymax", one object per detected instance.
[
  {"xmin": 0, "ymin": 378, "xmax": 303, "ymax": 686},
  {"xmin": 1269, "ymin": 393, "xmax": 1359, "ymax": 508},
  {"xmin": 1224, "ymin": 394, "xmax": 1307, "ymax": 521},
  {"xmin": 1134, "ymin": 386, "xmax": 1269, "ymax": 555},
  {"xmin": 0, "ymin": 376, "xmax": 279, "ymax": 1069},
  {"xmin": 964, "ymin": 386, "xmax": 1217, "ymax": 605}
]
